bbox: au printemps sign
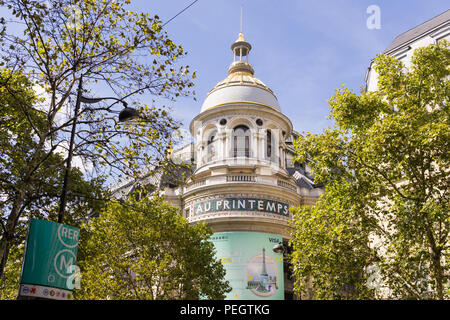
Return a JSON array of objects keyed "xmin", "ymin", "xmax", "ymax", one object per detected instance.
[{"xmin": 193, "ymin": 197, "xmax": 289, "ymax": 217}]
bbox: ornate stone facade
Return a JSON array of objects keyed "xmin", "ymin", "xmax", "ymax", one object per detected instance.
[{"xmin": 112, "ymin": 33, "xmax": 323, "ymax": 300}]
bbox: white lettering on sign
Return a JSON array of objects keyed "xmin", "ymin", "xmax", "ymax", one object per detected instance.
[
  {"xmin": 195, "ymin": 203, "xmax": 202, "ymax": 215},
  {"xmin": 193, "ymin": 198, "xmax": 290, "ymax": 217},
  {"xmin": 257, "ymin": 200, "xmax": 263, "ymax": 211},
  {"xmin": 266, "ymin": 202, "xmax": 276, "ymax": 212},
  {"xmin": 277, "ymin": 203, "xmax": 283, "ymax": 214},
  {"xmin": 60, "ymin": 255, "xmax": 74, "ymax": 272},
  {"xmin": 60, "ymin": 227, "xmax": 78, "ymax": 241},
  {"xmin": 57, "ymin": 225, "xmax": 79, "ymax": 249},
  {"xmin": 54, "ymin": 249, "xmax": 77, "ymax": 278}
]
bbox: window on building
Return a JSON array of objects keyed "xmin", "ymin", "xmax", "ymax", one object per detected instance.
[
  {"xmin": 266, "ymin": 129, "xmax": 272, "ymax": 158},
  {"xmin": 233, "ymin": 125, "xmax": 250, "ymax": 157},
  {"xmin": 207, "ymin": 130, "xmax": 217, "ymax": 161}
]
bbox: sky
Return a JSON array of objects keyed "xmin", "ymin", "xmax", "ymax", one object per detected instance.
[
  {"xmin": 128, "ymin": 0, "xmax": 449, "ymax": 135},
  {"xmin": 1, "ymin": 0, "xmax": 448, "ymax": 136},
  {"xmin": 0, "ymin": 1, "xmax": 448, "ymax": 151}
]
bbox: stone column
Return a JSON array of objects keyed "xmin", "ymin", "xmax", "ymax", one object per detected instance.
[
  {"xmin": 252, "ymin": 130, "xmax": 260, "ymax": 160},
  {"xmin": 218, "ymin": 130, "xmax": 227, "ymax": 161},
  {"xmin": 224, "ymin": 128, "xmax": 232, "ymax": 159}
]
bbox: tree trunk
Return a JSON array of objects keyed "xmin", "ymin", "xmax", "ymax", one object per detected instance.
[
  {"xmin": 431, "ymin": 250, "xmax": 444, "ymax": 300},
  {"xmin": 425, "ymin": 224, "xmax": 444, "ymax": 299},
  {"xmin": 0, "ymin": 135, "xmax": 47, "ymax": 279},
  {"xmin": 0, "ymin": 234, "xmax": 11, "ymax": 281},
  {"xmin": 0, "ymin": 186, "xmax": 27, "ymax": 280}
]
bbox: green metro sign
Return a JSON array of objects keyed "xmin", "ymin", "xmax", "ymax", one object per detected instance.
[{"xmin": 20, "ymin": 219, "xmax": 80, "ymax": 291}]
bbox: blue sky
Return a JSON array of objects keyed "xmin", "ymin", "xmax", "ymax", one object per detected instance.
[
  {"xmin": 132, "ymin": 0, "xmax": 449, "ymax": 134},
  {"xmin": 1, "ymin": 1, "xmax": 448, "ymax": 135}
]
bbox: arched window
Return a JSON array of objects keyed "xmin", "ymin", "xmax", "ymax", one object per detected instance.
[
  {"xmin": 207, "ymin": 130, "xmax": 217, "ymax": 162},
  {"xmin": 232, "ymin": 125, "xmax": 250, "ymax": 157},
  {"xmin": 266, "ymin": 129, "xmax": 272, "ymax": 158}
]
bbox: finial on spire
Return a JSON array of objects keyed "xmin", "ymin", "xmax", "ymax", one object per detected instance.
[
  {"xmin": 228, "ymin": 6, "xmax": 254, "ymax": 75},
  {"xmin": 240, "ymin": 5, "xmax": 243, "ymax": 34}
]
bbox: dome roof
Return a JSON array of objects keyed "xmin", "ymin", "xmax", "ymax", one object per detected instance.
[{"xmin": 200, "ymin": 34, "xmax": 280, "ymax": 113}]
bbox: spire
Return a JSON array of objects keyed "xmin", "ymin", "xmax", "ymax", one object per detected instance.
[
  {"xmin": 240, "ymin": 5, "xmax": 243, "ymax": 34},
  {"xmin": 228, "ymin": 33, "xmax": 254, "ymax": 75}
]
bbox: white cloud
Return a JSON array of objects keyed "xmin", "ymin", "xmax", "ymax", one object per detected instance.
[{"xmin": 50, "ymin": 140, "xmax": 94, "ymax": 174}]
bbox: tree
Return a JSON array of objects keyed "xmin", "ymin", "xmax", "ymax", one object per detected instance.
[
  {"xmin": 0, "ymin": 242, "xmax": 25, "ymax": 299},
  {"xmin": 290, "ymin": 41, "xmax": 449, "ymax": 299},
  {"xmin": 0, "ymin": 0, "xmax": 195, "ymax": 279},
  {"xmin": 77, "ymin": 195, "xmax": 231, "ymax": 300},
  {"xmin": 290, "ymin": 180, "xmax": 376, "ymax": 299},
  {"xmin": 0, "ymin": 68, "xmax": 109, "ymax": 288}
]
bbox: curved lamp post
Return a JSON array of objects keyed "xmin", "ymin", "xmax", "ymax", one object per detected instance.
[
  {"xmin": 118, "ymin": 106, "xmax": 140, "ymax": 122},
  {"xmin": 272, "ymin": 242, "xmax": 285, "ymax": 254},
  {"xmin": 79, "ymin": 96, "xmax": 140, "ymax": 122},
  {"xmin": 57, "ymin": 77, "xmax": 140, "ymax": 224}
]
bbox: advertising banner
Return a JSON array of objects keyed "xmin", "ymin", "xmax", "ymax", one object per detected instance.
[
  {"xmin": 210, "ymin": 232, "xmax": 284, "ymax": 300},
  {"xmin": 19, "ymin": 219, "xmax": 79, "ymax": 298}
]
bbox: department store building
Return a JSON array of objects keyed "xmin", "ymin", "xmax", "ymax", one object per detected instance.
[{"xmin": 113, "ymin": 33, "xmax": 324, "ymax": 300}]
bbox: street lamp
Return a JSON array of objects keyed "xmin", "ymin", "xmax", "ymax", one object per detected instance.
[
  {"xmin": 272, "ymin": 242, "xmax": 285, "ymax": 254},
  {"xmin": 57, "ymin": 77, "xmax": 140, "ymax": 224},
  {"xmin": 79, "ymin": 96, "xmax": 140, "ymax": 122},
  {"xmin": 118, "ymin": 105, "xmax": 140, "ymax": 122}
]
